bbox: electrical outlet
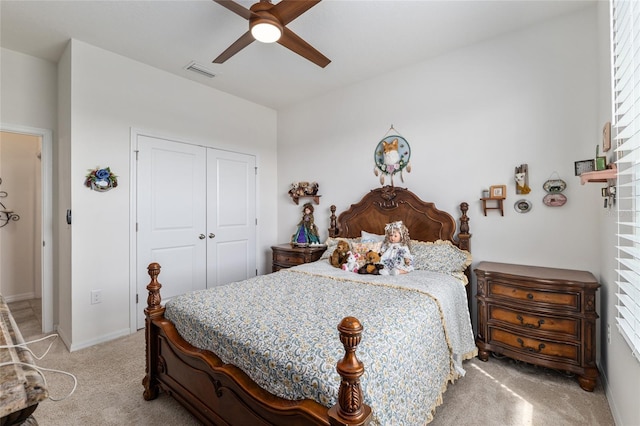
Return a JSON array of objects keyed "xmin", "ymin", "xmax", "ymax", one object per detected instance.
[
  {"xmin": 607, "ymin": 324, "xmax": 611, "ymax": 344},
  {"xmin": 91, "ymin": 290, "xmax": 102, "ymax": 304}
]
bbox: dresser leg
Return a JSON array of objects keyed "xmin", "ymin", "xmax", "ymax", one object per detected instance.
[
  {"xmin": 578, "ymin": 375, "xmax": 597, "ymax": 392},
  {"xmin": 477, "ymin": 348, "xmax": 490, "ymax": 362}
]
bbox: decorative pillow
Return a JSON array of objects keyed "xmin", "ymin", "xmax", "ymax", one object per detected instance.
[
  {"xmin": 350, "ymin": 241, "xmax": 383, "ymax": 267},
  {"xmin": 411, "ymin": 239, "xmax": 472, "ymax": 275},
  {"xmin": 360, "ymin": 231, "xmax": 385, "ymax": 243},
  {"xmin": 321, "ymin": 237, "xmax": 361, "ymax": 260}
]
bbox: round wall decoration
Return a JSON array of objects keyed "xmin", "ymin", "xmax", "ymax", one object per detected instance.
[
  {"xmin": 543, "ymin": 193, "xmax": 567, "ymax": 207},
  {"xmin": 373, "ymin": 134, "xmax": 411, "ymax": 186},
  {"xmin": 543, "ymin": 178, "xmax": 567, "ymax": 193},
  {"xmin": 514, "ymin": 199, "xmax": 532, "ymax": 213}
]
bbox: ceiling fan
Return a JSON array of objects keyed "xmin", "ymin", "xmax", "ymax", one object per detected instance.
[{"xmin": 212, "ymin": 0, "xmax": 331, "ymax": 68}]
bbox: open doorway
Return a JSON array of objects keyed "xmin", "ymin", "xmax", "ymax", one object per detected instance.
[{"xmin": 0, "ymin": 125, "xmax": 53, "ymax": 334}]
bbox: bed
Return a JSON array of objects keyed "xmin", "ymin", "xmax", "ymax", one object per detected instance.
[{"xmin": 143, "ymin": 185, "xmax": 476, "ymax": 425}]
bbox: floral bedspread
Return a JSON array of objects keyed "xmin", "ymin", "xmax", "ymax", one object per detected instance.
[{"xmin": 164, "ymin": 261, "xmax": 477, "ymax": 425}]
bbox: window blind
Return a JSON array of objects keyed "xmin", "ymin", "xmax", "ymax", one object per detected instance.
[{"xmin": 612, "ymin": 0, "xmax": 640, "ymax": 362}]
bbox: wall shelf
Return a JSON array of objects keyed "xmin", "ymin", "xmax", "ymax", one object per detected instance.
[
  {"xmin": 480, "ymin": 197, "xmax": 504, "ymax": 216},
  {"xmin": 579, "ymin": 164, "xmax": 617, "ymax": 184},
  {"xmin": 291, "ymin": 195, "xmax": 321, "ymax": 205}
]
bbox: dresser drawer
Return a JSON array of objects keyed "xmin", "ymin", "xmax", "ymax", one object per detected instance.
[
  {"xmin": 488, "ymin": 327, "xmax": 579, "ymax": 364},
  {"xmin": 489, "ymin": 281, "xmax": 579, "ymax": 311},
  {"xmin": 489, "ymin": 306, "xmax": 580, "ymax": 339}
]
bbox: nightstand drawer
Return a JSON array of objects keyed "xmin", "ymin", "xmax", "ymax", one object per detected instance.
[
  {"xmin": 489, "ymin": 306, "xmax": 580, "ymax": 338},
  {"xmin": 271, "ymin": 244, "xmax": 326, "ymax": 272},
  {"xmin": 273, "ymin": 252, "xmax": 305, "ymax": 266},
  {"xmin": 488, "ymin": 327, "xmax": 579, "ymax": 364},
  {"xmin": 489, "ymin": 281, "xmax": 579, "ymax": 311}
]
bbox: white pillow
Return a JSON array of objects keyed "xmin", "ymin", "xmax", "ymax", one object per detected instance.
[{"xmin": 361, "ymin": 231, "xmax": 385, "ymax": 243}]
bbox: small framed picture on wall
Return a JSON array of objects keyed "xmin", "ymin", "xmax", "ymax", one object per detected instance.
[
  {"xmin": 603, "ymin": 121, "xmax": 611, "ymax": 152},
  {"xmin": 489, "ymin": 185, "xmax": 507, "ymax": 199},
  {"xmin": 574, "ymin": 159, "xmax": 595, "ymax": 176}
]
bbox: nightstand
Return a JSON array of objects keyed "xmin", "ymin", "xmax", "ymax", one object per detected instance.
[
  {"xmin": 475, "ymin": 261, "xmax": 600, "ymax": 391},
  {"xmin": 271, "ymin": 244, "xmax": 327, "ymax": 272}
]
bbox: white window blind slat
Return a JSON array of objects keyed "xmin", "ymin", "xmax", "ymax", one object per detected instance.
[{"xmin": 613, "ymin": 0, "xmax": 640, "ymax": 363}]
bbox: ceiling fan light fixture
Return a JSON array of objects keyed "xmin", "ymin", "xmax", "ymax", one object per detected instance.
[{"xmin": 250, "ymin": 17, "xmax": 282, "ymax": 43}]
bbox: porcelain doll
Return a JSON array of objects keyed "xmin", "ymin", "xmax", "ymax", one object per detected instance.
[
  {"xmin": 379, "ymin": 220, "xmax": 413, "ymax": 275},
  {"xmin": 292, "ymin": 202, "xmax": 320, "ymax": 246}
]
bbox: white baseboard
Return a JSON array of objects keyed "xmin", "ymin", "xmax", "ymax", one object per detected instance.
[
  {"xmin": 3, "ymin": 292, "xmax": 36, "ymax": 303},
  {"xmin": 69, "ymin": 328, "xmax": 132, "ymax": 352}
]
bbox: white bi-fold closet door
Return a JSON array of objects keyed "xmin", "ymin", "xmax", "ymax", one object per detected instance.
[{"xmin": 135, "ymin": 134, "xmax": 256, "ymax": 329}]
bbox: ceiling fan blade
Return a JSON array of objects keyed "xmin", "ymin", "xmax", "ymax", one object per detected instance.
[
  {"xmin": 213, "ymin": 31, "xmax": 255, "ymax": 64},
  {"xmin": 212, "ymin": 0, "xmax": 254, "ymax": 20},
  {"xmin": 278, "ymin": 27, "xmax": 330, "ymax": 68},
  {"xmin": 271, "ymin": 0, "xmax": 321, "ymax": 25}
]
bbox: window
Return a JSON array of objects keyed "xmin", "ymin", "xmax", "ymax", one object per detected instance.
[{"xmin": 612, "ymin": 0, "xmax": 640, "ymax": 362}]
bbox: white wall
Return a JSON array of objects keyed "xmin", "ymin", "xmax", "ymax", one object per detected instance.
[
  {"xmin": 0, "ymin": 48, "xmax": 58, "ymax": 130},
  {"xmin": 0, "ymin": 47, "xmax": 58, "ymax": 329},
  {"xmin": 61, "ymin": 40, "xmax": 278, "ymax": 349},
  {"xmin": 278, "ymin": 7, "xmax": 601, "ymax": 273}
]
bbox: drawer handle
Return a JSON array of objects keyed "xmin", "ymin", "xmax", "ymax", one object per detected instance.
[
  {"xmin": 526, "ymin": 293, "xmax": 534, "ymax": 300},
  {"xmin": 516, "ymin": 315, "xmax": 545, "ymax": 329},
  {"xmin": 517, "ymin": 338, "xmax": 545, "ymax": 353}
]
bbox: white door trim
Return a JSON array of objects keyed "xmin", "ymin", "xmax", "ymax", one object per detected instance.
[{"xmin": 0, "ymin": 123, "xmax": 54, "ymax": 333}]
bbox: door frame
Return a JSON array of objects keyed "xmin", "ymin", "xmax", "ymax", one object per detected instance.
[{"xmin": 0, "ymin": 123, "xmax": 54, "ymax": 333}]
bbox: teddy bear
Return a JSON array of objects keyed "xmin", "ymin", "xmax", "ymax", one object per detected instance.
[
  {"xmin": 330, "ymin": 239, "xmax": 351, "ymax": 268},
  {"xmin": 357, "ymin": 250, "xmax": 384, "ymax": 275},
  {"xmin": 341, "ymin": 251, "xmax": 359, "ymax": 273}
]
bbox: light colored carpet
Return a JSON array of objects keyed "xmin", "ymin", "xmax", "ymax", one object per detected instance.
[{"xmin": 8, "ymin": 300, "xmax": 615, "ymax": 426}]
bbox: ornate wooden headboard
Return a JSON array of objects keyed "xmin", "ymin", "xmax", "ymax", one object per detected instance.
[{"xmin": 328, "ymin": 186, "xmax": 470, "ymax": 252}]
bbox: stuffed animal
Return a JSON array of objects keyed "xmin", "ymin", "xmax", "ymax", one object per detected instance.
[
  {"xmin": 330, "ymin": 239, "xmax": 351, "ymax": 268},
  {"xmin": 357, "ymin": 250, "xmax": 384, "ymax": 275},
  {"xmin": 341, "ymin": 251, "xmax": 359, "ymax": 273}
]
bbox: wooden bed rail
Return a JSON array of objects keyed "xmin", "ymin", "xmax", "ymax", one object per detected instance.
[{"xmin": 142, "ymin": 262, "xmax": 372, "ymax": 426}]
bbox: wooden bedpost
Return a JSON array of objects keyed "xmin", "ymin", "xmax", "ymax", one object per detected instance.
[
  {"xmin": 328, "ymin": 317, "xmax": 372, "ymax": 426},
  {"xmin": 329, "ymin": 204, "xmax": 339, "ymax": 237},
  {"xmin": 142, "ymin": 262, "xmax": 165, "ymax": 401},
  {"xmin": 457, "ymin": 202, "xmax": 471, "ymax": 252}
]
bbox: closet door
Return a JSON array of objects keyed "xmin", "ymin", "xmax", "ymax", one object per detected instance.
[
  {"xmin": 207, "ymin": 149, "xmax": 257, "ymax": 287},
  {"xmin": 136, "ymin": 135, "xmax": 207, "ymax": 328},
  {"xmin": 136, "ymin": 135, "xmax": 257, "ymax": 329}
]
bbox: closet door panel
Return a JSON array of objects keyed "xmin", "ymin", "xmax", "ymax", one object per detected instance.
[
  {"xmin": 136, "ymin": 135, "xmax": 207, "ymax": 328},
  {"xmin": 207, "ymin": 150, "xmax": 256, "ymax": 287}
]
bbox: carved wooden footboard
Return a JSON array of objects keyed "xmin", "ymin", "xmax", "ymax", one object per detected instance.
[{"xmin": 142, "ymin": 262, "xmax": 372, "ymax": 426}]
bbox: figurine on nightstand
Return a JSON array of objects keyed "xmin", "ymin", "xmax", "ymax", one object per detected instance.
[{"xmin": 291, "ymin": 202, "xmax": 320, "ymax": 246}]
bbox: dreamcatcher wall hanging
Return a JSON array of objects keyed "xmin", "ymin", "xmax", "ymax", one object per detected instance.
[{"xmin": 373, "ymin": 125, "xmax": 411, "ymax": 186}]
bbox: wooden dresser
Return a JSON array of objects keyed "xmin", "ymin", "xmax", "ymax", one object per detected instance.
[
  {"xmin": 474, "ymin": 261, "xmax": 600, "ymax": 391},
  {"xmin": 271, "ymin": 244, "xmax": 327, "ymax": 272}
]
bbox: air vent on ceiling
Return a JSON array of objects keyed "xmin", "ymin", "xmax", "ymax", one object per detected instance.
[{"xmin": 184, "ymin": 61, "xmax": 216, "ymax": 78}]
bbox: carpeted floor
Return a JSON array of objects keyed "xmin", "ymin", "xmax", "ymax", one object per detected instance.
[{"xmin": 8, "ymin": 299, "xmax": 615, "ymax": 425}]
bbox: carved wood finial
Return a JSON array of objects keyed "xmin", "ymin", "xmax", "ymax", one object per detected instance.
[
  {"xmin": 328, "ymin": 317, "xmax": 372, "ymax": 426},
  {"xmin": 459, "ymin": 202, "xmax": 469, "ymax": 234},
  {"xmin": 329, "ymin": 205, "xmax": 338, "ymax": 237},
  {"xmin": 145, "ymin": 262, "xmax": 163, "ymax": 314},
  {"xmin": 457, "ymin": 202, "xmax": 471, "ymax": 252}
]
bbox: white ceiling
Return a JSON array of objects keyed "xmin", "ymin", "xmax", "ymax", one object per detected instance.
[{"xmin": 0, "ymin": 0, "xmax": 594, "ymax": 110}]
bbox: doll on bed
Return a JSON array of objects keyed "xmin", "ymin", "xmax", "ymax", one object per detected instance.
[{"xmin": 379, "ymin": 220, "xmax": 414, "ymax": 275}]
